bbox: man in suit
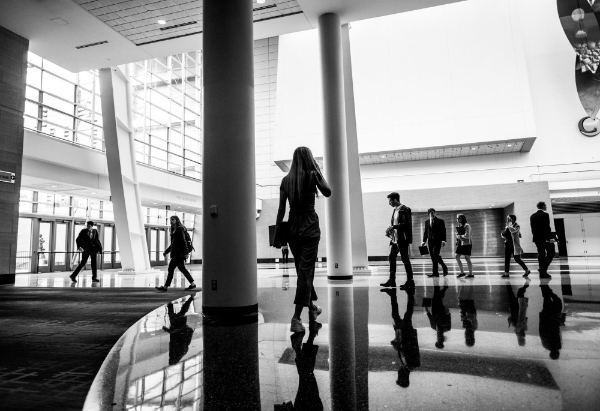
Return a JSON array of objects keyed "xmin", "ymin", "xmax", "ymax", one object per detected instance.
[
  {"xmin": 70, "ymin": 220, "xmax": 102, "ymax": 283},
  {"xmin": 381, "ymin": 192, "xmax": 414, "ymax": 289},
  {"xmin": 530, "ymin": 201, "xmax": 555, "ymax": 279},
  {"xmin": 421, "ymin": 208, "xmax": 448, "ymax": 277}
]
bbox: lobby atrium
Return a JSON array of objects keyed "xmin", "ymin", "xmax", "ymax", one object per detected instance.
[{"xmin": 0, "ymin": 0, "xmax": 599, "ymax": 410}]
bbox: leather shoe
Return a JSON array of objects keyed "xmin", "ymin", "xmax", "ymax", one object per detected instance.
[
  {"xmin": 380, "ymin": 279, "xmax": 396, "ymax": 287},
  {"xmin": 427, "ymin": 274, "xmax": 439, "ymax": 278},
  {"xmin": 399, "ymin": 281, "xmax": 415, "ymax": 290},
  {"xmin": 69, "ymin": 274, "xmax": 77, "ymax": 283},
  {"xmin": 540, "ymin": 274, "xmax": 552, "ymax": 280}
]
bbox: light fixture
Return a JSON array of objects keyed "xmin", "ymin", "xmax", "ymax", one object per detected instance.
[
  {"xmin": 257, "ymin": 0, "xmax": 266, "ymax": 4},
  {"xmin": 507, "ymin": 143, "xmax": 513, "ymax": 147},
  {"xmin": 157, "ymin": 19, "xmax": 166, "ymax": 25},
  {"xmin": 471, "ymin": 147, "xmax": 477, "ymax": 151},
  {"xmin": 91, "ymin": 192, "xmax": 97, "ymax": 195}
]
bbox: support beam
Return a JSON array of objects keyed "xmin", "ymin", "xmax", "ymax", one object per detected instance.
[
  {"xmin": 202, "ymin": 0, "xmax": 257, "ymax": 316},
  {"xmin": 0, "ymin": 27, "xmax": 28, "ymax": 285},
  {"xmin": 318, "ymin": 13, "xmax": 353, "ymax": 279},
  {"xmin": 99, "ymin": 67, "xmax": 152, "ymax": 274},
  {"xmin": 341, "ymin": 23, "xmax": 369, "ymax": 273}
]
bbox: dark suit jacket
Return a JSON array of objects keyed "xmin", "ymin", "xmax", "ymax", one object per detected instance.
[
  {"xmin": 530, "ymin": 209, "xmax": 552, "ymax": 243},
  {"xmin": 423, "ymin": 217, "xmax": 446, "ymax": 244},
  {"xmin": 75, "ymin": 228, "xmax": 102, "ymax": 253},
  {"xmin": 391, "ymin": 205, "xmax": 413, "ymax": 244}
]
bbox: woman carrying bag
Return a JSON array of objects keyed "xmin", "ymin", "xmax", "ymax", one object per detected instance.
[
  {"xmin": 276, "ymin": 146, "xmax": 331, "ymax": 333},
  {"xmin": 501, "ymin": 214, "xmax": 531, "ymax": 278},
  {"xmin": 455, "ymin": 214, "xmax": 473, "ymax": 278},
  {"xmin": 156, "ymin": 215, "xmax": 197, "ymax": 291}
]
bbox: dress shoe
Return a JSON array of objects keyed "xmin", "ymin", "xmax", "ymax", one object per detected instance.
[
  {"xmin": 540, "ymin": 274, "xmax": 552, "ymax": 280},
  {"xmin": 523, "ymin": 269, "xmax": 531, "ymax": 278},
  {"xmin": 380, "ymin": 287, "xmax": 397, "ymax": 296},
  {"xmin": 69, "ymin": 274, "xmax": 77, "ymax": 283},
  {"xmin": 501, "ymin": 273, "xmax": 510, "ymax": 278},
  {"xmin": 92, "ymin": 278, "xmax": 100, "ymax": 283},
  {"xmin": 457, "ymin": 273, "xmax": 466, "ymax": 279},
  {"xmin": 380, "ymin": 279, "xmax": 396, "ymax": 287},
  {"xmin": 185, "ymin": 284, "xmax": 197, "ymax": 291},
  {"xmin": 465, "ymin": 274, "xmax": 475, "ymax": 278},
  {"xmin": 427, "ymin": 274, "xmax": 439, "ymax": 278},
  {"xmin": 442, "ymin": 270, "xmax": 448, "ymax": 277},
  {"xmin": 155, "ymin": 285, "xmax": 168, "ymax": 292},
  {"xmin": 399, "ymin": 281, "xmax": 415, "ymax": 290}
]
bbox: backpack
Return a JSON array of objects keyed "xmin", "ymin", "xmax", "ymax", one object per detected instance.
[{"xmin": 183, "ymin": 229, "xmax": 195, "ymax": 254}]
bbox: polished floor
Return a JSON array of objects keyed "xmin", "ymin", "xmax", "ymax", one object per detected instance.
[{"xmin": 32, "ymin": 257, "xmax": 595, "ymax": 411}]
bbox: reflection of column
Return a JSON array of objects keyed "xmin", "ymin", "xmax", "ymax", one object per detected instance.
[
  {"xmin": 341, "ymin": 24, "xmax": 369, "ymax": 273},
  {"xmin": 329, "ymin": 282, "xmax": 356, "ymax": 410},
  {"xmin": 319, "ymin": 13, "xmax": 353, "ymax": 279},
  {"xmin": 202, "ymin": 0, "xmax": 257, "ymax": 315},
  {"xmin": 99, "ymin": 67, "xmax": 151, "ymax": 273},
  {"xmin": 353, "ymin": 286, "xmax": 369, "ymax": 410},
  {"xmin": 203, "ymin": 321, "xmax": 260, "ymax": 410}
]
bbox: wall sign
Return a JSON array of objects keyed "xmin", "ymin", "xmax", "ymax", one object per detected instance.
[{"xmin": 0, "ymin": 170, "xmax": 16, "ymax": 184}]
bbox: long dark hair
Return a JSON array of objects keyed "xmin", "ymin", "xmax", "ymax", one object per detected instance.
[
  {"xmin": 287, "ymin": 146, "xmax": 321, "ymax": 205},
  {"xmin": 169, "ymin": 215, "xmax": 184, "ymax": 234},
  {"xmin": 457, "ymin": 214, "xmax": 467, "ymax": 225}
]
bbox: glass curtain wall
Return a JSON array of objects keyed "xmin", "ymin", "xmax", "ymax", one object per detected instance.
[
  {"xmin": 24, "ymin": 52, "xmax": 103, "ymax": 150},
  {"xmin": 129, "ymin": 53, "xmax": 203, "ymax": 180}
]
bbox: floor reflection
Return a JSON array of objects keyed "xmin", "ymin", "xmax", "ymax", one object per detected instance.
[{"xmin": 84, "ymin": 266, "xmax": 600, "ymax": 411}]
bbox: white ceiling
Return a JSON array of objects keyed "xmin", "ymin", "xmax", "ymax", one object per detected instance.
[{"xmin": 0, "ymin": 0, "xmax": 462, "ymax": 72}]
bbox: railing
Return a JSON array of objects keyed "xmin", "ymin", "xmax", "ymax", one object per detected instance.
[{"xmin": 33, "ymin": 250, "xmax": 121, "ymax": 272}]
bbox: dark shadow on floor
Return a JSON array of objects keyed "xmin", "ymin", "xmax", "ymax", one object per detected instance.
[{"xmin": 0, "ymin": 287, "xmax": 192, "ymax": 411}]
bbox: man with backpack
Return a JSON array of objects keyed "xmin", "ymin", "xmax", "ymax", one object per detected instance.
[{"xmin": 156, "ymin": 215, "xmax": 197, "ymax": 292}]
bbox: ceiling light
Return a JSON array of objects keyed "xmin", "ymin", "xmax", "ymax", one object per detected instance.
[
  {"xmin": 507, "ymin": 143, "xmax": 513, "ymax": 147},
  {"xmin": 91, "ymin": 192, "xmax": 97, "ymax": 195},
  {"xmin": 157, "ymin": 19, "xmax": 167, "ymax": 25},
  {"xmin": 471, "ymin": 147, "xmax": 478, "ymax": 151},
  {"xmin": 257, "ymin": 0, "xmax": 267, "ymax": 4}
]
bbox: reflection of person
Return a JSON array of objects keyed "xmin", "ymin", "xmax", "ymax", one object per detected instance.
[
  {"xmin": 501, "ymin": 215, "xmax": 530, "ymax": 278},
  {"xmin": 289, "ymin": 325, "xmax": 323, "ymax": 410},
  {"xmin": 156, "ymin": 216, "xmax": 196, "ymax": 291},
  {"xmin": 276, "ymin": 147, "xmax": 331, "ymax": 333},
  {"xmin": 282, "ymin": 243, "xmax": 289, "ymax": 265},
  {"xmin": 162, "ymin": 295, "xmax": 195, "ymax": 365},
  {"xmin": 382, "ymin": 287, "xmax": 420, "ymax": 387},
  {"xmin": 507, "ymin": 281, "xmax": 530, "ymax": 346},
  {"xmin": 421, "ymin": 208, "xmax": 448, "ymax": 277},
  {"xmin": 539, "ymin": 284, "xmax": 563, "ymax": 360},
  {"xmin": 70, "ymin": 221, "xmax": 102, "ymax": 283},
  {"xmin": 455, "ymin": 214, "xmax": 473, "ymax": 278},
  {"xmin": 381, "ymin": 192, "xmax": 414, "ymax": 289},
  {"xmin": 530, "ymin": 202, "xmax": 555, "ymax": 279},
  {"xmin": 425, "ymin": 284, "xmax": 451, "ymax": 349},
  {"xmin": 458, "ymin": 283, "xmax": 477, "ymax": 346}
]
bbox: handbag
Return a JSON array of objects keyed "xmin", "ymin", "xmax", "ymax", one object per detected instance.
[
  {"xmin": 418, "ymin": 245, "xmax": 429, "ymax": 255},
  {"xmin": 455, "ymin": 244, "xmax": 472, "ymax": 255},
  {"xmin": 272, "ymin": 221, "xmax": 290, "ymax": 249}
]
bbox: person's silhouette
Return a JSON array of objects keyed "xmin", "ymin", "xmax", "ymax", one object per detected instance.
[
  {"xmin": 290, "ymin": 323, "xmax": 323, "ymax": 410},
  {"xmin": 506, "ymin": 281, "xmax": 530, "ymax": 346},
  {"xmin": 426, "ymin": 284, "xmax": 450, "ymax": 349},
  {"xmin": 539, "ymin": 284, "xmax": 563, "ymax": 360},
  {"xmin": 162, "ymin": 295, "xmax": 195, "ymax": 365},
  {"xmin": 382, "ymin": 287, "xmax": 420, "ymax": 387}
]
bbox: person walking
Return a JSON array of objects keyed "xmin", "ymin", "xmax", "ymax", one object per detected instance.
[
  {"xmin": 70, "ymin": 220, "xmax": 102, "ymax": 283},
  {"xmin": 156, "ymin": 216, "xmax": 197, "ymax": 291},
  {"xmin": 276, "ymin": 146, "xmax": 331, "ymax": 333},
  {"xmin": 380, "ymin": 192, "xmax": 414, "ymax": 289},
  {"xmin": 421, "ymin": 208, "xmax": 448, "ymax": 277},
  {"xmin": 455, "ymin": 214, "xmax": 473, "ymax": 278},
  {"xmin": 281, "ymin": 243, "xmax": 290, "ymax": 265},
  {"xmin": 502, "ymin": 214, "xmax": 531, "ymax": 278},
  {"xmin": 530, "ymin": 202, "xmax": 555, "ymax": 279}
]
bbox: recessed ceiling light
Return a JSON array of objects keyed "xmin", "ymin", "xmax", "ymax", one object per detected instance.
[
  {"xmin": 507, "ymin": 143, "xmax": 513, "ymax": 147},
  {"xmin": 257, "ymin": 0, "xmax": 266, "ymax": 4},
  {"xmin": 157, "ymin": 19, "xmax": 166, "ymax": 25},
  {"xmin": 471, "ymin": 147, "xmax": 478, "ymax": 150},
  {"xmin": 91, "ymin": 192, "xmax": 97, "ymax": 195}
]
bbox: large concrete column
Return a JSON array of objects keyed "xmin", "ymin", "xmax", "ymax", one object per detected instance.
[
  {"xmin": 341, "ymin": 24, "xmax": 369, "ymax": 273},
  {"xmin": 202, "ymin": 0, "xmax": 257, "ymax": 316},
  {"xmin": 99, "ymin": 67, "xmax": 152, "ymax": 273},
  {"xmin": 0, "ymin": 27, "xmax": 28, "ymax": 285},
  {"xmin": 319, "ymin": 13, "xmax": 353, "ymax": 279}
]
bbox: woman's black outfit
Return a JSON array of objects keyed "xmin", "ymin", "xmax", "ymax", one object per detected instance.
[
  {"xmin": 164, "ymin": 225, "xmax": 194, "ymax": 287},
  {"xmin": 280, "ymin": 174, "xmax": 321, "ymax": 307}
]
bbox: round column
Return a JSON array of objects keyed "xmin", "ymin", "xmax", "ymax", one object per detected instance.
[
  {"xmin": 318, "ymin": 13, "xmax": 353, "ymax": 279},
  {"xmin": 202, "ymin": 0, "xmax": 257, "ymax": 316}
]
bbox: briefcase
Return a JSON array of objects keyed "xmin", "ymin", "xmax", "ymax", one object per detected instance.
[
  {"xmin": 418, "ymin": 245, "xmax": 429, "ymax": 255},
  {"xmin": 270, "ymin": 222, "xmax": 290, "ymax": 249}
]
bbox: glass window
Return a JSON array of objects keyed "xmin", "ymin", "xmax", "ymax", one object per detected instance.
[{"xmin": 16, "ymin": 218, "xmax": 33, "ymax": 273}]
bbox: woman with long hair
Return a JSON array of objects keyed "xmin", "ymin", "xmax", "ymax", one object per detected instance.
[
  {"xmin": 156, "ymin": 215, "xmax": 197, "ymax": 291},
  {"xmin": 276, "ymin": 146, "xmax": 331, "ymax": 333},
  {"xmin": 501, "ymin": 214, "xmax": 530, "ymax": 278},
  {"xmin": 455, "ymin": 214, "xmax": 473, "ymax": 278}
]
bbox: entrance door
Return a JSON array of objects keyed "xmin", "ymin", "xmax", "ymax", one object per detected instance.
[
  {"xmin": 158, "ymin": 229, "xmax": 167, "ymax": 265},
  {"xmin": 16, "ymin": 218, "xmax": 33, "ymax": 273},
  {"xmin": 563, "ymin": 214, "xmax": 586, "ymax": 256},
  {"xmin": 583, "ymin": 214, "xmax": 600, "ymax": 256},
  {"xmin": 37, "ymin": 221, "xmax": 52, "ymax": 272},
  {"xmin": 53, "ymin": 222, "xmax": 68, "ymax": 271},
  {"xmin": 149, "ymin": 228, "xmax": 158, "ymax": 264},
  {"xmin": 103, "ymin": 225, "xmax": 114, "ymax": 268}
]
